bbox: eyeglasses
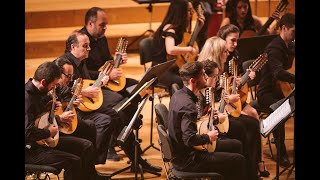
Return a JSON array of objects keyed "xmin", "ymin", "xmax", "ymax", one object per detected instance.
[{"xmin": 62, "ymin": 72, "xmax": 73, "ymax": 79}]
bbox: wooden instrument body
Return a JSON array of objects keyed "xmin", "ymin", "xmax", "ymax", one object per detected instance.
[
  {"xmin": 215, "ymin": 101, "xmax": 230, "ymax": 134},
  {"xmin": 176, "ymin": 4, "xmax": 203, "ymax": 68},
  {"xmin": 238, "ymin": 83, "xmax": 249, "ymax": 104},
  {"xmin": 55, "ymin": 102, "xmax": 78, "ymax": 134},
  {"xmin": 35, "ymin": 112, "xmax": 59, "ymax": 148},
  {"xmin": 175, "ymin": 32, "xmax": 199, "ymax": 68},
  {"xmin": 78, "ymin": 79, "xmax": 103, "ymax": 112},
  {"xmin": 194, "ymin": 115, "xmax": 217, "ymax": 152},
  {"xmin": 105, "ymin": 68, "xmax": 126, "ymax": 92},
  {"xmin": 226, "ymin": 77, "xmax": 242, "ymax": 118},
  {"xmin": 100, "ymin": 37, "xmax": 128, "ymax": 92}
]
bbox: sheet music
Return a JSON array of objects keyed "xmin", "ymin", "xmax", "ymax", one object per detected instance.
[{"xmin": 260, "ymin": 99, "xmax": 292, "ymax": 137}]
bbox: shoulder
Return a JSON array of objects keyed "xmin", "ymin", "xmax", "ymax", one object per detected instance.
[
  {"xmin": 252, "ymin": 15, "xmax": 263, "ymax": 25},
  {"xmin": 163, "ymin": 24, "xmax": 175, "ymax": 33},
  {"xmin": 220, "ymin": 17, "xmax": 231, "ymax": 28}
]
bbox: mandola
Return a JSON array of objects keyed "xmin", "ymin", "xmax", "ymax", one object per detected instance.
[
  {"xmin": 56, "ymin": 78, "xmax": 83, "ymax": 134},
  {"xmin": 35, "ymin": 86, "xmax": 59, "ymax": 148}
]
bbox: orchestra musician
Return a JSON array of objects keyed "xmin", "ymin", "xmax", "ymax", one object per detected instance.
[
  {"xmin": 151, "ymin": 0, "xmax": 205, "ymax": 92},
  {"xmin": 168, "ymin": 61, "xmax": 247, "ymax": 180},
  {"xmin": 257, "ymin": 13, "xmax": 295, "ymax": 167}
]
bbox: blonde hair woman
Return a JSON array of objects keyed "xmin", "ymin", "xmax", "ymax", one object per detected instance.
[{"xmin": 197, "ymin": 36, "xmax": 229, "ymax": 74}]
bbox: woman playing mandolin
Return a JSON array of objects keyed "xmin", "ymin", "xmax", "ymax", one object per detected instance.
[
  {"xmin": 220, "ymin": 0, "xmax": 281, "ymax": 38},
  {"xmin": 151, "ymin": 0, "xmax": 205, "ymax": 91}
]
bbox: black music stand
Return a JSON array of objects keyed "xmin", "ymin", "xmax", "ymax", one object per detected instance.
[
  {"xmin": 260, "ymin": 88, "xmax": 295, "ymax": 180},
  {"xmin": 111, "ymin": 94, "xmax": 161, "ymax": 179},
  {"xmin": 129, "ymin": 0, "xmax": 171, "ymax": 49},
  {"xmin": 113, "ymin": 60, "xmax": 175, "ymax": 153},
  {"xmin": 237, "ymin": 34, "xmax": 277, "ymax": 62}
]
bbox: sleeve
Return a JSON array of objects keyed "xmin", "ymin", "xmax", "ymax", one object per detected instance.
[
  {"xmin": 162, "ymin": 31, "xmax": 177, "ymax": 39},
  {"xmin": 268, "ymin": 47, "xmax": 295, "ymax": 83},
  {"xmin": 25, "ymin": 94, "xmax": 51, "ymax": 142},
  {"xmin": 180, "ymin": 107, "xmax": 211, "ymax": 147}
]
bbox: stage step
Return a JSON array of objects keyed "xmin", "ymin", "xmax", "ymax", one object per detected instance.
[
  {"xmin": 26, "ymin": 0, "xmax": 170, "ymax": 29},
  {"xmin": 25, "ymin": 22, "xmax": 161, "ymax": 59}
]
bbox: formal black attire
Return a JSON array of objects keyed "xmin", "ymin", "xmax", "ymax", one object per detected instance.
[
  {"xmin": 152, "ymin": 31, "xmax": 184, "ymax": 91},
  {"xmin": 80, "ymin": 27, "xmax": 139, "ymax": 121},
  {"xmin": 25, "ymin": 79, "xmax": 96, "ymax": 180},
  {"xmin": 199, "ymin": 88, "xmax": 261, "ymax": 180},
  {"xmin": 168, "ymin": 86, "xmax": 247, "ymax": 180},
  {"xmin": 60, "ymin": 52, "xmax": 152, "ymax": 167},
  {"xmin": 257, "ymin": 35, "xmax": 295, "ymax": 159}
]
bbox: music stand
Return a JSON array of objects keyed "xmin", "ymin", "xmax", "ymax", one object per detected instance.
[
  {"xmin": 128, "ymin": 0, "xmax": 171, "ymax": 49},
  {"xmin": 260, "ymin": 88, "xmax": 295, "ymax": 180},
  {"xmin": 111, "ymin": 94, "xmax": 161, "ymax": 179},
  {"xmin": 237, "ymin": 34, "xmax": 277, "ymax": 62},
  {"xmin": 113, "ymin": 60, "xmax": 175, "ymax": 153}
]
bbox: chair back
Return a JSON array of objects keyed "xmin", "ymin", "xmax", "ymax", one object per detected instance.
[
  {"xmin": 139, "ymin": 37, "xmax": 154, "ymax": 71},
  {"xmin": 157, "ymin": 124, "xmax": 173, "ymax": 162},
  {"xmin": 171, "ymin": 83, "xmax": 181, "ymax": 96},
  {"xmin": 154, "ymin": 103, "xmax": 169, "ymax": 130}
]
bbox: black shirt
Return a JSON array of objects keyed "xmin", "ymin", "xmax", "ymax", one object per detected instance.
[
  {"xmin": 25, "ymin": 79, "xmax": 51, "ymax": 145},
  {"xmin": 257, "ymin": 35, "xmax": 295, "ymax": 97},
  {"xmin": 60, "ymin": 52, "xmax": 97, "ymax": 84},
  {"xmin": 168, "ymin": 86, "xmax": 210, "ymax": 168},
  {"xmin": 152, "ymin": 31, "xmax": 183, "ymax": 66},
  {"xmin": 81, "ymin": 27, "xmax": 113, "ymax": 72}
]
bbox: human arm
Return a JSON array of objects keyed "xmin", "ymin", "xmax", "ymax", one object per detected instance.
[
  {"xmin": 163, "ymin": 25, "xmax": 197, "ymax": 56},
  {"xmin": 180, "ymin": 109, "xmax": 212, "ymax": 147},
  {"xmin": 268, "ymin": 47, "xmax": 295, "ymax": 83}
]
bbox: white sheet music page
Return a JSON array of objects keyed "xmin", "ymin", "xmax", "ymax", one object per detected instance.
[{"xmin": 261, "ymin": 99, "xmax": 292, "ymax": 137}]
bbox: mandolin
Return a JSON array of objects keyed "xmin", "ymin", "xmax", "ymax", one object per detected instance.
[
  {"xmin": 79, "ymin": 63, "xmax": 114, "ymax": 112},
  {"xmin": 226, "ymin": 57, "xmax": 242, "ymax": 117},
  {"xmin": 99, "ymin": 37, "xmax": 128, "ymax": 92},
  {"xmin": 213, "ymin": 73, "xmax": 230, "ymax": 134},
  {"xmin": 274, "ymin": 56, "xmax": 295, "ymax": 98},
  {"xmin": 56, "ymin": 78, "xmax": 83, "ymax": 134},
  {"xmin": 240, "ymin": 0, "xmax": 289, "ymax": 38},
  {"xmin": 35, "ymin": 86, "xmax": 59, "ymax": 148},
  {"xmin": 237, "ymin": 53, "xmax": 268, "ymax": 104},
  {"xmin": 194, "ymin": 87, "xmax": 218, "ymax": 152},
  {"xmin": 175, "ymin": 4, "xmax": 204, "ymax": 68}
]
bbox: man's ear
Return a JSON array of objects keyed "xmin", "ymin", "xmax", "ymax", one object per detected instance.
[
  {"xmin": 40, "ymin": 79, "xmax": 47, "ymax": 87},
  {"xmin": 190, "ymin": 77, "xmax": 196, "ymax": 84}
]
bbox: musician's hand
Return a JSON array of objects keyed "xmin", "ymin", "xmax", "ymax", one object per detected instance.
[
  {"xmin": 224, "ymin": 94, "xmax": 240, "ymax": 104},
  {"xmin": 81, "ymin": 86, "xmax": 100, "ymax": 98},
  {"xmin": 101, "ymin": 74, "xmax": 110, "ymax": 86},
  {"xmin": 109, "ymin": 68, "xmax": 122, "ymax": 81},
  {"xmin": 121, "ymin": 52, "xmax": 128, "ymax": 64},
  {"xmin": 54, "ymin": 101, "xmax": 62, "ymax": 112},
  {"xmin": 187, "ymin": 46, "xmax": 197, "ymax": 56},
  {"xmin": 59, "ymin": 110, "xmax": 75, "ymax": 123},
  {"xmin": 73, "ymin": 94, "xmax": 83, "ymax": 107},
  {"xmin": 217, "ymin": 112, "xmax": 227, "ymax": 124},
  {"xmin": 48, "ymin": 125, "xmax": 58, "ymax": 137},
  {"xmin": 213, "ymin": 109, "xmax": 218, "ymax": 120},
  {"xmin": 248, "ymin": 69, "xmax": 256, "ymax": 80},
  {"xmin": 272, "ymin": 9, "xmax": 281, "ymax": 21},
  {"xmin": 198, "ymin": 14, "xmax": 206, "ymax": 30},
  {"xmin": 207, "ymin": 129, "xmax": 219, "ymax": 142}
]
